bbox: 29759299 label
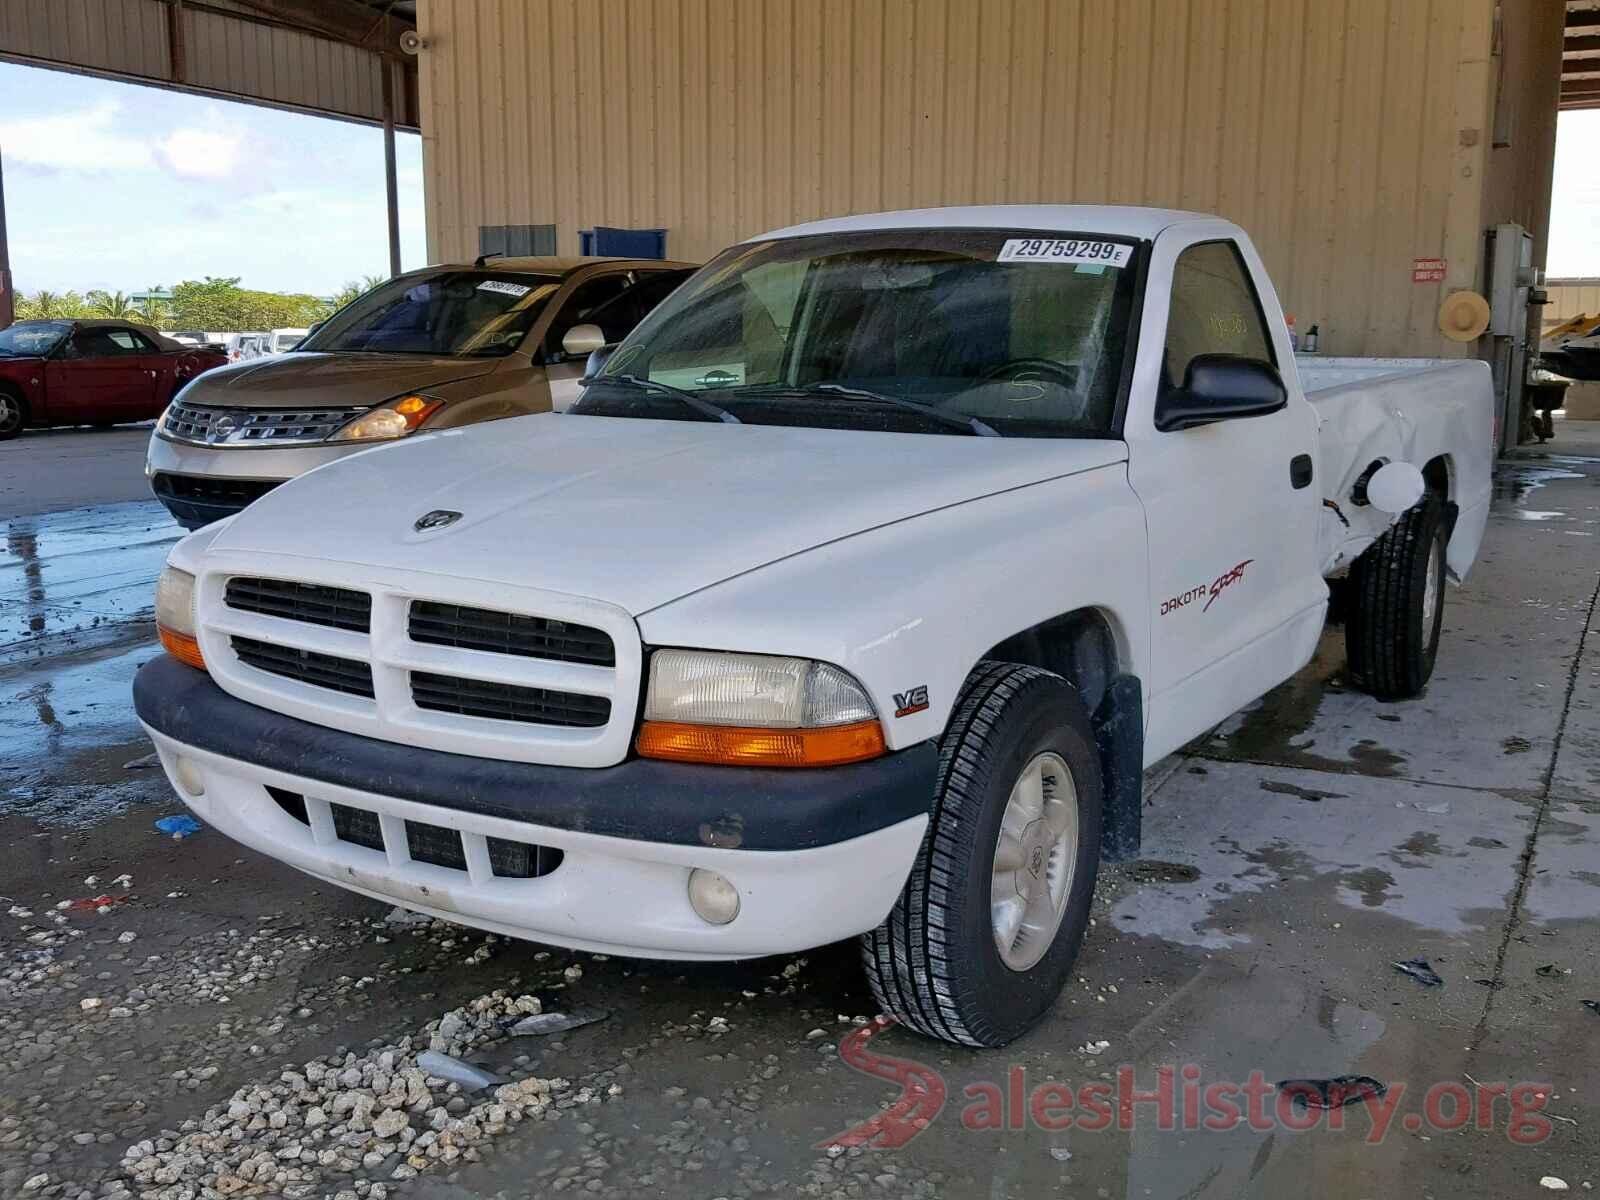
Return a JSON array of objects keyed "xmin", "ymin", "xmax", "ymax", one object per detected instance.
[{"xmin": 996, "ymin": 238, "xmax": 1133, "ymax": 267}]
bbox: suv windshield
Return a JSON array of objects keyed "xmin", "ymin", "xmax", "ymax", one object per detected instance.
[
  {"xmin": 575, "ymin": 229, "xmax": 1139, "ymax": 437},
  {"xmin": 0, "ymin": 321, "xmax": 70, "ymax": 358},
  {"xmin": 301, "ymin": 271, "xmax": 562, "ymax": 358}
]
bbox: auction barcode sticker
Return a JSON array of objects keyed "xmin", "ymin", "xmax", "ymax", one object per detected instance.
[
  {"xmin": 997, "ymin": 238, "xmax": 1133, "ymax": 267},
  {"xmin": 477, "ymin": 280, "xmax": 533, "ymax": 297}
]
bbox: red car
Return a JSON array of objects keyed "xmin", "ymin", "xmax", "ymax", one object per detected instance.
[{"xmin": 0, "ymin": 319, "xmax": 228, "ymax": 441}]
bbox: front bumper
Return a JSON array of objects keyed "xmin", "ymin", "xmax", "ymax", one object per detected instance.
[
  {"xmin": 144, "ymin": 434, "xmax": 372, "ymax": 528},
  {"xmin": 133, "ymin": 656, "xmax": 936, "ymax": 959}
]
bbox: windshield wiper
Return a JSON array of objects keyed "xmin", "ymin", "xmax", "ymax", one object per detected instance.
[
  {"xmin": 737, "ymin": 382, "xmax": 999, "ymax": 437},
  {"xmin": 597, "ymin": 373, "xmax": 742, "ymax": 424}
]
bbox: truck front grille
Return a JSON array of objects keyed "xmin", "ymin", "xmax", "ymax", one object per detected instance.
[
  {"xmin": 200, "ymin": 567, "xmax": 640, "ymax": 767},
  {"xmin": 411, "ymin": 671, "xmax": 610, "ymax": 727},
  {"xmin": 226, "ymin": 577, "xmax": 372, "ymax": 632},
  {"xmin": 409, "ymin": 601, "xmax": 616, "ymax": 667},
  {"xmin": 232, "ymin": 636, "xmax": 375, "ymax": 698}
]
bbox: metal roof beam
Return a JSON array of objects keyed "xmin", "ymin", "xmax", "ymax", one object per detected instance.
[{"xmin": 226, "ymin": 0, "xmax": 414, "ymax": 58}]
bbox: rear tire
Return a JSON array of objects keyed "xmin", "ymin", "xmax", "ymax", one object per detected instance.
[
  {"xmin": 0, "ymin": 389, "xmax": 27, "ymax": 441},
  {"xmin": 861, "ymin": 661, "xmax": 1103, "ymax": 1047},
  {"xmin": 1346, "ymin": 492, "xmax": 1447, "ymax": 700}
]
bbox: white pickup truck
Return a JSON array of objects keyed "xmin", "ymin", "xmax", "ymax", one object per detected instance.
[{"xmin": 134, "ymin": 206, "xmax": 1492, "ymax": 1047}]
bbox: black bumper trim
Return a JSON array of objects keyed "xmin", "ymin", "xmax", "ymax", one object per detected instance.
[{"xmin": 133, "ymin": 654, "xmax": 937, "ymax": 852}]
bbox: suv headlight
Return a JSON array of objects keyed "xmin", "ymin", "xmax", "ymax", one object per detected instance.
[
  {"xmin": 329, "ymin": 394, "xmax": 444, "ymax": 442},
  {"xmin": 637, "ymin": 650, "xmax": 884, "ymax": 767},
  {"xmin": 155, "ymin": 566, "xmax": 205, "ymax": 670}
]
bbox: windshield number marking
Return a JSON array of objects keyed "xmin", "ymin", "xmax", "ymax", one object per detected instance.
[
  {"xmin": 997, "ymin": 239, "xmax": 1132, "ymax": 267},
  {"xmin": 476, "ymin": 280, "xmax": 532, "ymax": 297}
]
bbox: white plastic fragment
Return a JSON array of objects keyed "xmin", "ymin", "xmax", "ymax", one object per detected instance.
[
  {"xmin": 1542, "ymin": 1180, "xmax": 1570, "ymax": 1192},
  {"xmin": 415, "ymin": 1050, "xmax": 504, "ymax": 1092}
]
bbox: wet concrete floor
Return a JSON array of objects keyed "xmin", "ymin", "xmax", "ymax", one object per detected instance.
[{"xmin": 2, "ymin": 430, "xmax": 1599, "ymax": 1198}]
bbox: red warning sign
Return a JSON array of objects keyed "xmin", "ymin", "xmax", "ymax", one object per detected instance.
[{"xmin": 1413, "ymin": 257, "xmax": 1447, "ymax": 283}]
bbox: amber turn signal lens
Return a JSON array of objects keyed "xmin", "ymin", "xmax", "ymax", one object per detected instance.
[
  {"xmin": 159, "ymin": 625, "xmax": 206, "ymax": 671},
  {"xmin": 636, "ymin": 719, "xmax": 886, "ymax": 767}
]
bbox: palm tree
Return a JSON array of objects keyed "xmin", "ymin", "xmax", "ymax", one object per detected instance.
[
  {"xmin": 87, "ymin": 289, "xmax": 139, "ymax": 319},
  {"xmin": 19, "ymin": 290, "xmax": 88, "ymax": 319}
]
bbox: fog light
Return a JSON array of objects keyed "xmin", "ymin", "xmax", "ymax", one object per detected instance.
[
  {"xmin": 173, "ymin": 755, "xmax": 205, "ymax": 798},
  {"xmin": 687, "ymin": 869, "xmax": 740, "ymax": 925}
]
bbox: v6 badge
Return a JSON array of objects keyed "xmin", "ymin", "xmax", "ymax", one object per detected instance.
[{"xmin": 893, "ymin": 685, "xmax": 930, "ymax": 718}]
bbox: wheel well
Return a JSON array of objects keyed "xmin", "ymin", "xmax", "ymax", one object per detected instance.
[
  {"xmin": 1423, "ymin": 454, "xmax": 1450, "ymax": 501},
  {"xmin": 982, "ymin": 608, "xmax": 1122, "ymax": 716},
  {"xmin": 0, "ymin": 383, "xmax": 28, "ymax": 426}
]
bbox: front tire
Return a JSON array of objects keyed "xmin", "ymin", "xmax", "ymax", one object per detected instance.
[
  {"xmin": 861, "ymin": 661, "xmax": 1103, "ymax": 1047},
  {"xmin": 1346, "ymin": 492, "xmax": 1447, "ymax": 700},
  {"xmin": 0, "ymin": 389, "xmax": 26, "ymax": 441}
]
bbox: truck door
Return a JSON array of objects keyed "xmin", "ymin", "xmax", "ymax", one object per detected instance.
[{"xmin": 1124, "ymin": 232, "xmax": 1325, "ymax": 756}]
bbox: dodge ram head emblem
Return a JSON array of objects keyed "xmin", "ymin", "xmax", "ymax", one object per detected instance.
[{"xmin": 413, "ymin": 509, "xmax": 463, "ymax": 531}]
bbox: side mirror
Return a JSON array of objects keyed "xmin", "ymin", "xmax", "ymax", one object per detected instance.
[
  {"xmin": 305, "ymin": 321, "xmax": 324, "ymax": 339},
  {"xmin": 561, "ymin": 323, "xmax": 606, "ymax": 358},
  {"xmin": 1155, "ymin": 354, "xmax": 1287, "ymax": 432},
  {"xmin": 582, "ymin": 345, "xmax": 615, "ymax": 381}
]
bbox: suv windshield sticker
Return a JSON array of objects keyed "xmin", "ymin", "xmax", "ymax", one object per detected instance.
[
  {"xmin": 476, "ymin": 280, "xmax": 532, "ymax": 297},
  {"xmin": 997, "ymin": 239, "xmax": 1132, "ymax": 267}
]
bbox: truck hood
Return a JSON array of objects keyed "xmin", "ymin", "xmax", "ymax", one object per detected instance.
[
  {"xmin": 178, "ymin": 352, "xmax": 501, "ymax": 408},
  {"xmin": 211, "ymin": 413, "xmax": 1127, "ymax": 614}
]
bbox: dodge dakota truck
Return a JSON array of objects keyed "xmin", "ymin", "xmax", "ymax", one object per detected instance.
[{"xmin": 133, "ymin": 206, "xmax": 1492, "ymax": 1047}]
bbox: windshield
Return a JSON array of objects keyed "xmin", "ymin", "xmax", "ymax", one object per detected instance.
[
  {"xmin": 300, "ymin": 271, "xmax": 561, "ymax": 357},
  {"xmin": 575, "ymin": 229, "xmax": 1139, "ymax": 437},
  {"xmin": 0, "ymin": 321, "xmax": 70, "ymax": 358}
]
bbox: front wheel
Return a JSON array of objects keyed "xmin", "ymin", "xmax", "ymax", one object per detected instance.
[
  {"xmin": 1346, "ymin": 492, "xmax": 1448, "ymax": 700},
  {"xmin": 0, "ymin": 390, "xmax": 26, "ymax": 441},
  {"xmin": 861, "ymin": 661, "xmax": 1103, "ymax": 1047}
]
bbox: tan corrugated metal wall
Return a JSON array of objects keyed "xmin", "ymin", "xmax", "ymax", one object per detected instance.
[{"xmin": 417, "ymin": 0, "xmax": 1563, "ymax": 358}]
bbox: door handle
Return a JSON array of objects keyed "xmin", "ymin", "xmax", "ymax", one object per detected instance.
[{"xmin": 1290, "ymin": 454, "xmax": 1313, "ymax": 489}]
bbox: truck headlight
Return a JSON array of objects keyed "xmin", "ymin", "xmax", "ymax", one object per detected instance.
[
  {"xmin": 155, "ymin": 566, "xmax": 205, "ymax": 670},
  {"xmin": 637, "ymin": 650, "xmax": 885, "ymax": 767},
  {"xmin": 328, "ymin": 394, "xmax": 444, "ymax": 442}
]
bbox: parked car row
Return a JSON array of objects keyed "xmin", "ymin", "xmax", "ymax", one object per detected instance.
[{"xmin": 130, "ymin": 205, "xmax": 1494, "ymax": 1046}]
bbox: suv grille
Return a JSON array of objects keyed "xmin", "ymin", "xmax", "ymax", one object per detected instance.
[
  {"xmin": 162, "ymin": 401, "xmax": 367, "ymax": 445},
  {"xmin": 226, "ymin": 577, "xmax": 372, "ymax": 633},
  {"xmin": 232, "ymin": 636, "xmax": 375, "ymax": 698},
  {"xmin": 411, "ymin": 671, "xmax": 610, "ymax": 727},
  {"xmin": 409, "ymin": 601, "xmax": 616, "ymax": 667}
]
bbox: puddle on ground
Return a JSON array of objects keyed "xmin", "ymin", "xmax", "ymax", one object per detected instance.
[{"xmin": 1491, "ymin": 463, "xmax": 1584, "ymax": 507}]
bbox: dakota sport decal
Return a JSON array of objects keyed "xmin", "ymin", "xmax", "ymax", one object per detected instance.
[{"xmin": 1160, "ymin": 559, "xmax": 1255, "ymax": 616}]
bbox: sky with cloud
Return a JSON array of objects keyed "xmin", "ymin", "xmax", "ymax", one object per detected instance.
[
  {"xmin": 0, "ymin": 61, "xmax": 425, "ymax": 298},
  {"xmin": 1550, "ymin": 110, "xmax": 1600, "ymax": 279}
]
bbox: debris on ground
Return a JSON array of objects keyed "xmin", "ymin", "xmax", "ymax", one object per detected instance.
[
  {"xmin": 61, "ymin": 893, "xmax": 130, "ymax": 914},
  {"xmin": 415, "ymin": 1050, "xmax": 506, "ymax": 1092},
  {"xmin": 116, "ymin": 991, "xmax": 595, "ymax": 1197},
  {"xmin": 154, "ymin": 813, "xmax": 202, "ymax": 839},
  {"xmin": 1536, "ymin": 963, "xmax": 1572, "ymax": 978},
  {"xmin": 1392, "ymin": 958, "xmax": 1443, "ymax": 987},
  {"xmin": 383, "ymin": 906, "xmax": 435, "ymax": 928},
  {"xmin": 1049, "ymin": 1148, "xmax": 1073, "ymax": 1162},
  {"xmin": 509, "ymin": 1008, "xmax": 609, "ymax": 1037},
  {"xmin": 122, "ymin": 752, "xmax": 160, "ymax": 770},
  {"xmin": 1582, "ymin": 1000, "xmax": 1600, "ymax": 1016},
  {"xmin": 1276, "ymin": 1075, "xmax": 1388, "ymax": 1110},
  {"xmin": 1080, "ymin": 1040, "xmax": 1111, "ymax": 1056},
  {"xmin": 1471, "ymin": 978, "xmax": 1504, "ymax": 990},
  {"xmin": 1542, "ymin": 1178, "xmax": 1570, "ymax": 1191}
]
